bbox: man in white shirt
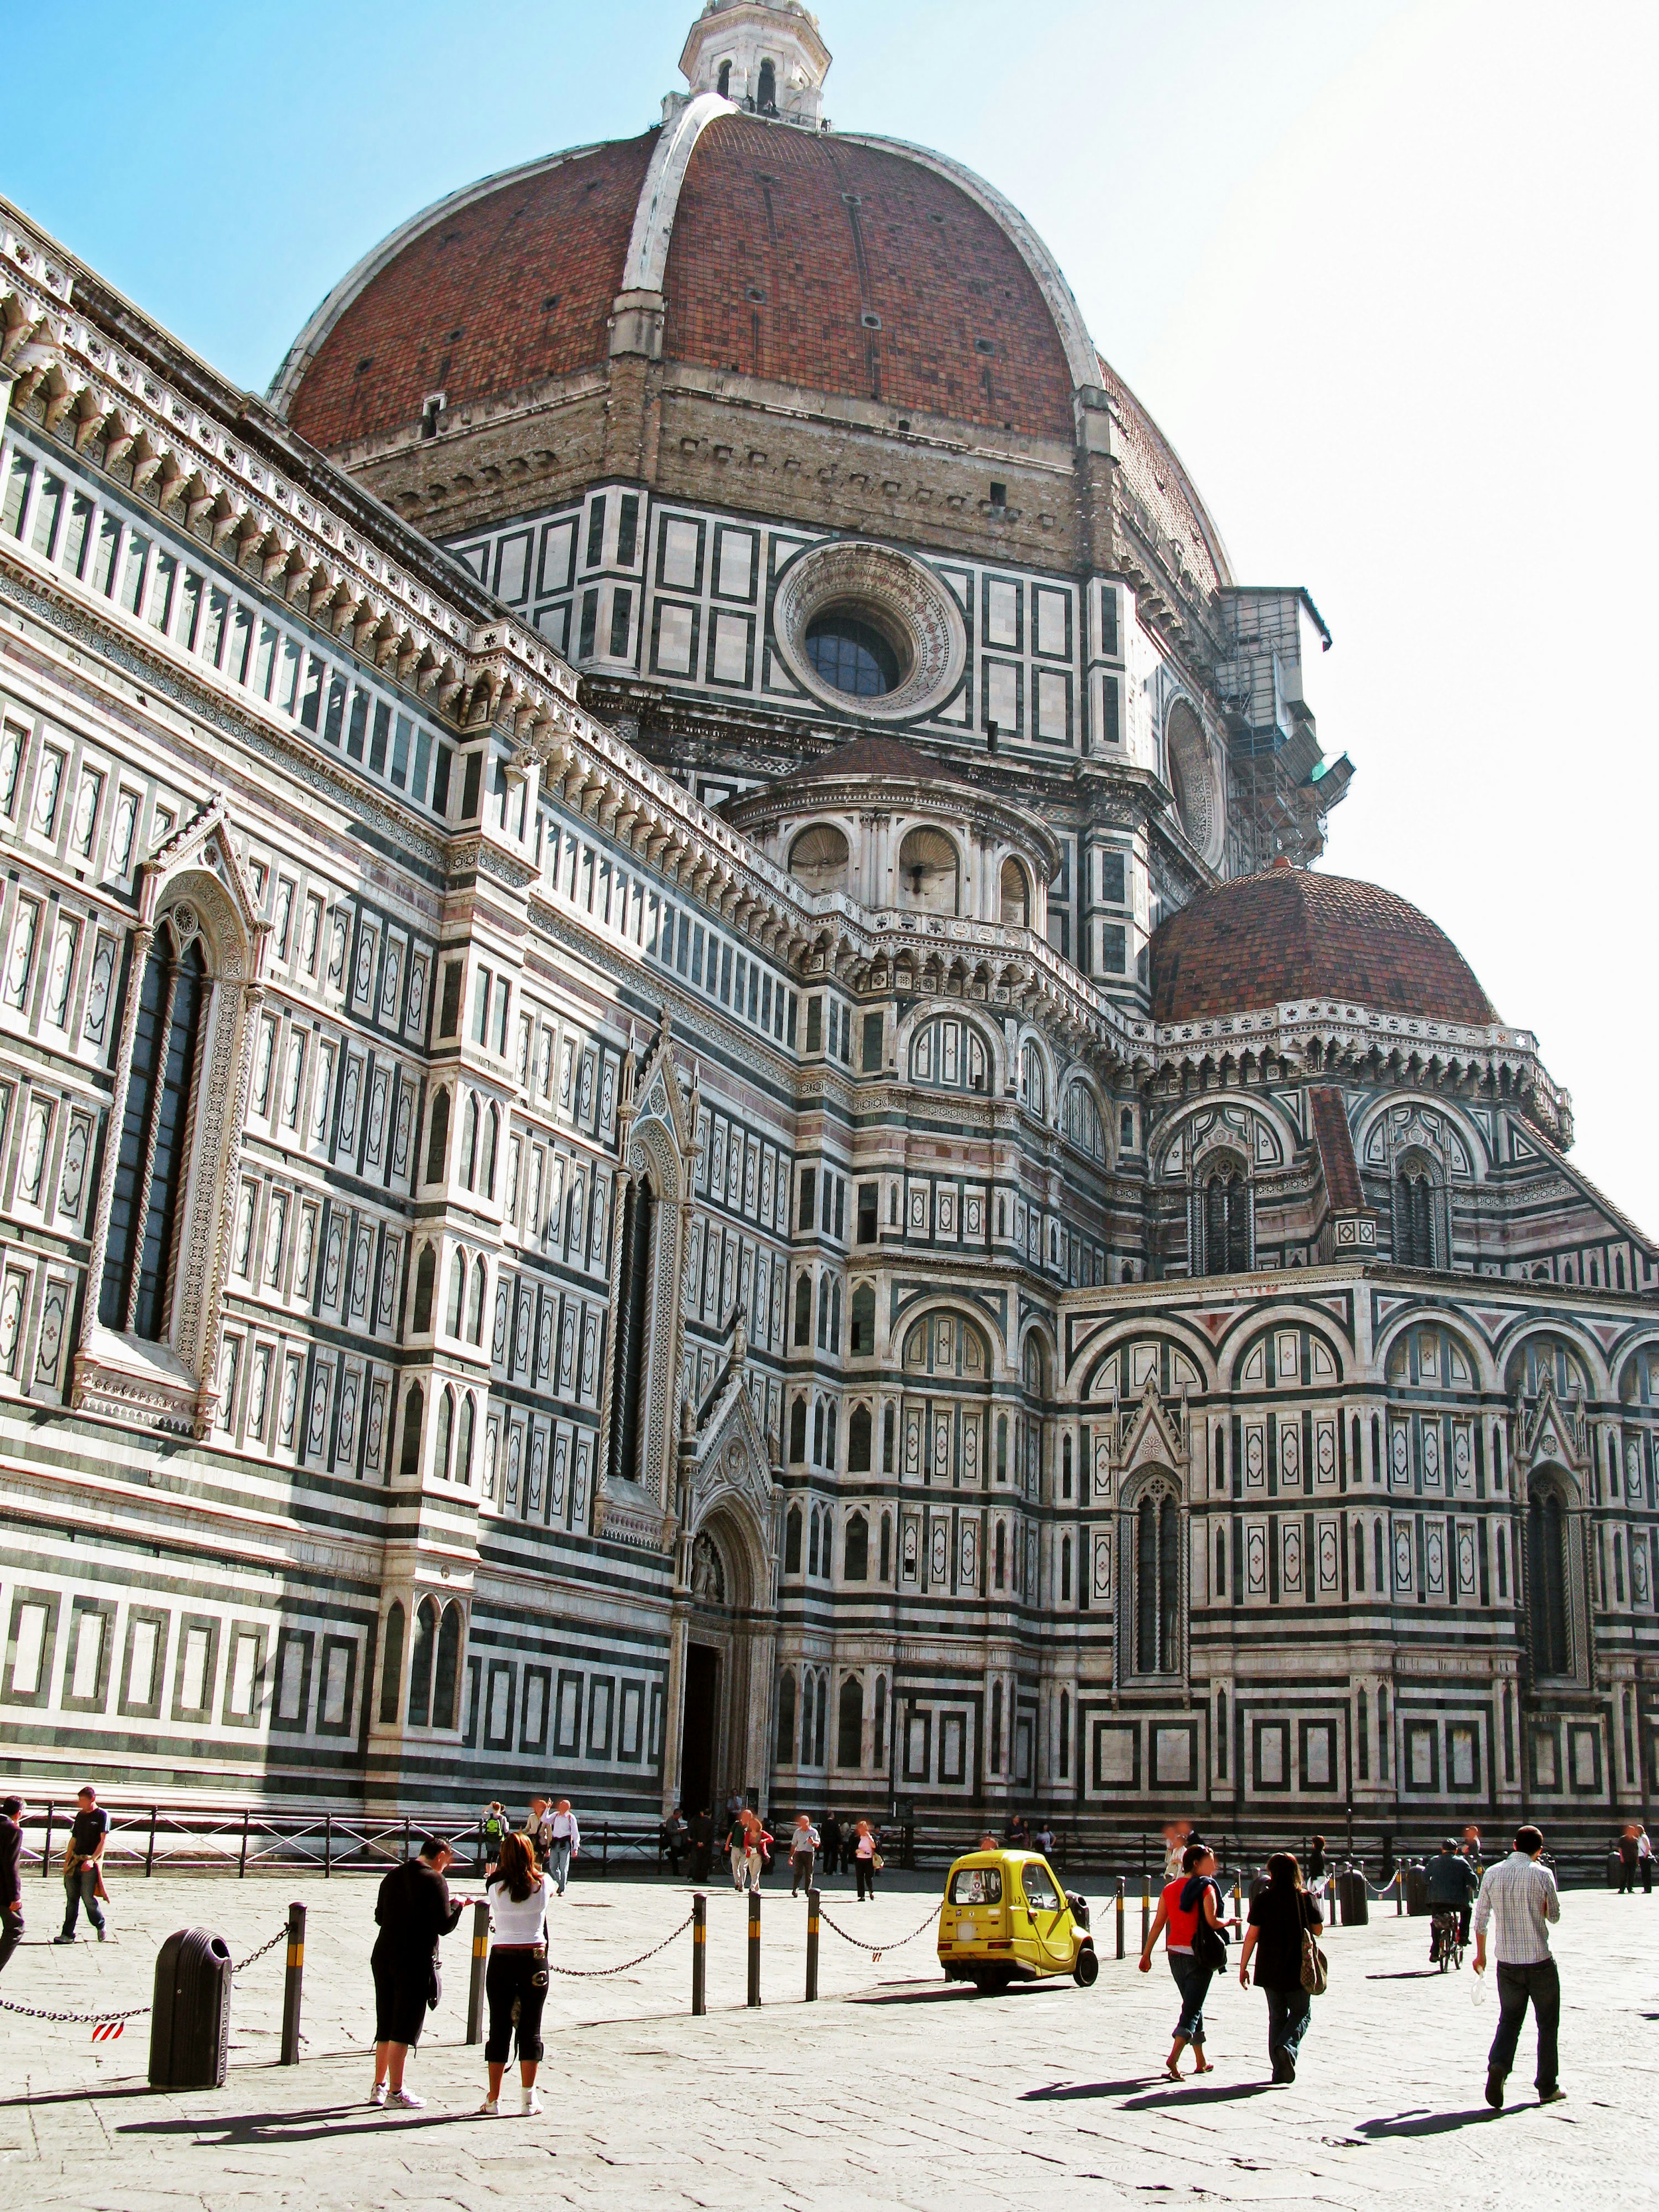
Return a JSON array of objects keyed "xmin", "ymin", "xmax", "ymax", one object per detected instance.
[
  {"xmin": 1472, "ymin": 1824, "xmax": 1564, "ymax": 2108},
  {"xmin": 547, "ymin": 1800, "xmax": 580, "ymax": 1895}
]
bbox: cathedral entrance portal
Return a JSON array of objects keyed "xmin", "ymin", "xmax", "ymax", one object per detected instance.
[{"xmin": 680, "ymin": 1643, "xmax": 719, "ymax": 1818}]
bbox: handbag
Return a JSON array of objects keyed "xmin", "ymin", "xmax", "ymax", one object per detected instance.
[
  {"xmin": 1192, "ymin": 1880, "xmax": 1229, "ymax": 1972},
  {"xmin": 871, "ymin": 1853, "xmax": 885, "ymax": 1872},
  {"xmin": 1299, "ymin": 1899, "xmax": 1328, "ymax": 1997}
]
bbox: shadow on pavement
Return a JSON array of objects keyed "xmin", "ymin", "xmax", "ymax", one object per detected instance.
[
  {"xmin": 1122, "ymin": 2084, "xmax": 1276, "ymax": 2110},
  {"xmin": 1356, "ymin": 2108, "xmax": 1505, "ymax": 2139},
  {"xmin": 1022, "ymin": 2079, "xmax": 1163, "ymax": 2101},
  {"xmin": 118, "ymin": 2106, "xmax": 473, "ymax": 2144},
  {"xmin": 1366, "ymin": 1970, "xmax": 1444, "ymax": 1980}
]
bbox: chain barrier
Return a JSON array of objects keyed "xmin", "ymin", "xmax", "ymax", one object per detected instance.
[
  {"xmin": 0, "ymin": 1920, "xmax": 287, "ymax": 2031},
  {"xmin": 818, "ymin": 1902, "xmax": 939, "ymax": 1964},
  {"xmin": 543, "ymin": 1911, "xmax": 695, "ymax": 1978}
]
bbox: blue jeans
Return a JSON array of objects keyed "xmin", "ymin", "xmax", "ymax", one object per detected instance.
[
  {"xmin": 1168, "ymin": 1951, "xmax": 1214, "ymax": 2042},
  {"xmin": 548, "ymin": 1839, "xmax": 572, "ymax": 1894},
  {"xmin": 1264, "ymin": 1983, "xmax": 1311, "ymax": 2069},
  {"xmin": 61, "ymin": 1865, "xmax": 105, "ymax": 1937}
]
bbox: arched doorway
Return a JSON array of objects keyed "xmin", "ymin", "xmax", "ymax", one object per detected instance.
[{"xmin": 664, "ymin": 1484, "xmax": 778, "ymax": 1819}]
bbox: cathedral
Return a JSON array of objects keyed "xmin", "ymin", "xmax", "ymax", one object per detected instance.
[{"xmin": 0, "ymin": 2, "xmax": 1652, "ymax": 1861}]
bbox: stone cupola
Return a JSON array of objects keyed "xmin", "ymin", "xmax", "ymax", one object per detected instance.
[{"xmin": 675, "ymin": 0, "xmax": 833, "ymax": 126}]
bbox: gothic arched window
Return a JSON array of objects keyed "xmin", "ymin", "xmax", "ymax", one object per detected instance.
[
  {"xmin": 425, "ymin": 1087, "xmax": 449, "ymax": 1182},
  {"xmin": 788, "ymin": 1399, "xmax": 807, "ymax": 1464},
  {"xmin": 435, "ymin": 1386, "xmax": 454, "ymax": 1480},
  {"xmin": 433, "ymin": 1602, "xmax": 462, "ymax": 1729},
  {"xmin": 412, "ymin": 1244, "xmax": 435, "ymax": 1332},
  {"xmin": 1393, "ymin": 1154, "xmax": 1439, "ymax": 1268},
  {"xmin": 757, "ymin": 58, "xmax": 777, "ymax": 111},
  {"xmin": 407, "ymin": 1595, "xmax": 438, "ymax": 1725},
  {"xmin": 837, "ymin": 1675, "xmax": 862, "ymax": 1766},
  {"xmin": 844, "ymin": 1510, "xmax": 868, "ymax": 1580},
  {"xmin": 775, "ymin": 1669, "xmax": 796, "ymax": 1761},
  {"xmin": 716, "ymin": 59, "xmax": 731, "ymax": 98},
  {"xmin": 446, "ymin": 1250, "xmax": 466, "ymax": 1336},
  {"xmin": 399, "ymin": 1382, "xmax": 424, "ymax": 1478},
  {"xmin": 785, "ymin": 1503, "xmax": 802, "ymax": 1573},
  {"xmin": 609, "ymin": 1176, "xmax": 653, "ymax": 1485},
  {"xmin": 99, "ymin": 925, "xmax": 207, "ymax": 1340},
  {"xmin": 850, "ymin": 1282, "xmax": 875, "ymax": 1355},
  {"xmin": 1528, "ymin": 1482, "xmax": 1572, "ymax": 1675},
  {"xmin": 378, "ymin": 1599, "xmax": 405, "ymax": 1724},
  {"xmin": 1196, "ymin": 1157, "xmax": 1250, "ymax": 1276},
  {"xmin": 1134, "ymin": 1486, "xmax": 1182, "ymax": 1674},
  {"xmin": 848, "ymin": 1404, "xmax": 871, "ymax": 1472},
  {"xmin": 468, "ymin": 1255, "xmax": 486, "ymax": 1344}
]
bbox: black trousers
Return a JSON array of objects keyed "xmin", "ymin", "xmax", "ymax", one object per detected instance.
[
  {"xmin": 0, "ymin": 1904, "xmax": 22, "ymax": 1974},
  {"xmin": 1489, "ymin": 1958, "xmax": 1560, "ymax": 2092},
  {"xmin": 856, "ymin": 1857, "xmax": 875, "ymax": 1899},
  {"xmin": 484, "ymin": 1947, "xmax": 548, "ymax": 2066}
]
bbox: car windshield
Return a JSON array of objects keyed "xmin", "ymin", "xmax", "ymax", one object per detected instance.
[
  {"xmin": 1022, "ymin": 1862, "xmax": 1062, "ymax": 1910},
  {"xmin": 949, "ymin": 1866, "xmax": 1003, "ymax": 1904}
]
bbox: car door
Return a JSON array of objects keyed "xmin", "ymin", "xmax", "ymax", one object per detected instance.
[{"xmin": 1021, "ymin": 1858, "xmax": 1072, "ymax": 1969}]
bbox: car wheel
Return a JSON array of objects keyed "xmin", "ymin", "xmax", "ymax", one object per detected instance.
[{"xmin": 1074, "ymin": 1947, "xmax": 1100, "ymax": 1988}]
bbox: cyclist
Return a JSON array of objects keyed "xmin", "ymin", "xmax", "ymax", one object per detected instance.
[{"xmin": 1425, "ymin": 1837, "xmax": 1478, "ymax": 1966}]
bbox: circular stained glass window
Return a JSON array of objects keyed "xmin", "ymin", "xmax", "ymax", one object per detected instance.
[{"xmin": 804, "ymin": 610, "xmax": 903, "ymax": 697}]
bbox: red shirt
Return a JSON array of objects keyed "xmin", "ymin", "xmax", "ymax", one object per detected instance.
[{"xmin": 1162, "ymin": 1876, "xmax": 1200, "ymax": 1952}]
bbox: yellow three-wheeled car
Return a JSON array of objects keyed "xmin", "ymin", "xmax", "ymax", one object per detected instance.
[{"xmin": 938, "ymin": 1849, "xmax": 1099, "ymax": 1993}]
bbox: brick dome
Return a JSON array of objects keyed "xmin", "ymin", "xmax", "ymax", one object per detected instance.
[
  {"xmin": 270, "ymin": 106, "xmax": 1227, "ymax": 588},
  {"xmin": 1149, "ymin": 862, "xmax": 1499, "ymax": 1028}
]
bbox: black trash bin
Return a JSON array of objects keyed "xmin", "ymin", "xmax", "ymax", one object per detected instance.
[
  {"xmin": 1336, "ymin": 1868, "xmax": 1369, "ymax": 1926},
  {"xmin": 1404, "ymin": 1862, "xmax": 1430, "ymax": 1917},
  {"xmin": 1607, "ymin": 1848, "xmax": 1625, "ymax": 1890},
  {"xmin": 149, "ymin": 1927, "xmax": 233, "ymax": 2089}
]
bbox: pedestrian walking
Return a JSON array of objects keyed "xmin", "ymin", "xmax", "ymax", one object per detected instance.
[
  {"xmin": 0, "ymin": 1794, "xmax": 23, "ymax": 1975},
  {"xmin": 659, "ymin": 1806, "xmax": 689, "ymax": 1877},
  {"xmin": 477, "ymin": 1831, "xmax": 553, "ymax": 2118},
  {"xmin": 526, "ymin": 1795, "xmax": 554, "ymax": 1862},
  {"xmin": 1640, "ymin": 1825, "xmax": 1653, "ymax": 1895},
  {"xmin": 1237, "ymin": 1851, "xmax": 1323, "ymax": 2084},
  {"xmin": 1139, "ymin": 1841, "xmax": 1224, "ymax": 2079},
  {"xmin": 546, "ymin": 1799, "xmax": 580, "ymax": 1894},
  {"xmin": 369, "ymin": 1834, "xmax": 466, "ymax": 2109},
  {"xmin": 689, "ymin": 1807, "xmax": 714, "ymax": 1881},
  {"xmin": 1161, "ymin": 1819, "xmax": 1194, "ymax": 1883},
  {"xmin": 820, "ymin": 1809, "xmax": 843, "ymax": 1877},
  {"xmin": 1473, "ymin": 1824, "xmax": 1564, "ymax": 2108},
  {"xmin": 853, "ymin": 1818, "xmax": 878, "ymax": 1901},
  {"xmin": 481, "ymin": 1802, "xmax": 508, "ymax": 1877},
  {"xmin": 1616, "ymin": 1824, "xmax": 1640, "ymax": 1895},
  {"xmin": 54, "ymin": 1784, "xmax": 109, "ymax": 1945},
  {"xmin": 1305, "ymin": 1834, "xmax": 1328, "ymax": 1911},
  {"xmin": 788, "ymin": 1812, "xmax": 820, "ymax": 1896}
]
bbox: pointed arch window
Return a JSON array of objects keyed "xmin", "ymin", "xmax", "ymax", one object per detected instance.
[
  {"xmin": 1393, "ymin": 1154, "xmax": 1440, "ymax": 1268},
  {"xmin": 435, "ymin": 1386, "xmax": 455, "ymax": 1480},
  {"xmin": 424, "ymin": 1087, "xmax": 449, "ymax": 1182},
  {"xmin": 1528, "ymin": 1483, "xmax": 1572, "ymax": 1675},
  {"xmin": 378, "ymin": 1599, "xmax": 405, "ymax": 1724},
  {"xmin": 844, "ymin": 1510, "xmax": 868, "ymax": 1580},
  {"xmin": 99, "ymin": 924, "xmax": 207, "ymax": 1340},
  {"xmin": 446, "ymin": 1250, "xmax": 466, "ymax": 1336},
  {"xmin": 814, "ymin": 1672, "xmax": 828, "ymax": 1766},
  {"xmin": 716, "ymin": 59, "xmax": 731, "ymax": 98},
  {"xmin": 432, "ymin": 1602, "xmax": 462, "ymax": 1730},
  {"xmin": 848, "ymin": 1404, "xmax": 872, "ymax": 1472},
  {"xmin": 785, "ymin": 1503, "xmax": 803, "ymax": 1573},
  {"xmin": 412, "ymin": 1244, "xmax": 436, "ymax": 1333},
  {"xmin": 776, "ymin": 1669, "xmax": 797, "ymax": 1761},
  {"xmin": 399, "ymin": 1382, "xmax": 424, "ymax": 1478},
  {"xmin": 788, "ymin": 1399, "xmax": 807, "ymax": 1464},
  {"xmin": 879, "ymin": 1510, "xmax": 891, "ymax": 1583},
  {"xmin": 757, "ymin": 57, "xmax": 777, "ymax": 111},
  {"xmin": 1196, "ymin": 1157, "xmax": 1250, "ymax": 1277},
  {"xmin": 609, "ymin": 1175, "xmax": 654, "ymax": 1485},
  {"xmin": 458, "ymin": 1393, "xmax": 476, "ymax": 1485},
  {"xmin": 468, "ymin": 1255, "xmax": 486, "ymax": 1344},
  {"xmin": 874, "ymin": 1674, "xmax": 887, "ymax": 1765},
  {"xmin": 461, "ymin": 1091, "xmax": 480, "ymax": 1189},
  {"xmin": 1134, "ymin": 1486, "xmax": 1182, "ymax": 1674},
  {"xmin": 407, "ymin": 1595, "xmax": 438, "ymax": 1725},
  {"xmin": 837, "ymin": 1675, "xmax": 863, "ymax": 1766}
]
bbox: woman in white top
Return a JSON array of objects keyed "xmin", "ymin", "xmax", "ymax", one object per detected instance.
[{"xmin": 479, "ymin": 1832, "xmax": 555, "ymax": 2117}]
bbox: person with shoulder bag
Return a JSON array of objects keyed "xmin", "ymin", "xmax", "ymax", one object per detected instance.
[
  {"xmin": 478, "ymin": 1831, "xmax": 555, "ymax": 2118},
  {"xmin": 1139, "ymin": 1842, "xmax": 1226, "ymax": 2079},
  {"xmin": 369, "ymin": 1835, "xmax": 467, "ymax": 2109},
  {"xmin": 1237, "ymin": 1850, "xmax": 1325, "ymax": 2084}
]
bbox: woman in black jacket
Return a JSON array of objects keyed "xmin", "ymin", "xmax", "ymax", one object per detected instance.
[
  {"xmin": 1238, "ymin": 1851, "xmax": 1323, "ymax": 2084},
  {"xmin": 370, "ymin": 1835, "xmax": 465, "ymax": 2109}
]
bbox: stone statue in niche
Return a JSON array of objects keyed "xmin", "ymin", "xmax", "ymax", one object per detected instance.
[{"xmin": 691, "ymin": 1531, "xmax": 726, "ymax": 1604}]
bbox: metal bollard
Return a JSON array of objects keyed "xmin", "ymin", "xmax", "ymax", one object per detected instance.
[
  {"xmin": 1395, "ymin": 1869, "xmax": 1403, "ymax": 1916},
  {"xmin": 279, "ymin": 1901, "xmax": 305, "ymax": 2066},
  {"xmin": 1232, "ymin": 1878, "xmax": 1243, "ymax": 1933},
  {"xmin": 806, "ymin": 1886, "xmax": 820, "ymax": 2001},
  {"xmin": 747, "ymin": 1888, "xmax": 761, "ymax": 2007},
  {"xmin": 1115, "ymin": 1877, "xmax": 1125, "ymax": 1960},
  {"xmin": 1141, "ymin": 1881, "xmax": 1150, "ymax": 1954},
  {"xmin": 465, "ymin": 1899, "xmax": 489, "ymax": 2045},
  {"xmin": 41, "ymin": 1802, "xmax": 52, "ymax": 1879},
  {"xmin": 692, "ymin": 1892, "xmax": 707, "ymax": 2015}
]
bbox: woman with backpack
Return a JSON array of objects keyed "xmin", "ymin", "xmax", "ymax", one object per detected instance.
[
  {"xmin": 1139, "ymin": 1841, "xmax": 1226, "ymax": 2079},
  {"xmin": 478, "ymin": 1831, "xmax": 555, "ymax": 2117},
  {"xmin": 1238, "ymin": 1850, "xmax": 1325, "ymax": 2084}
]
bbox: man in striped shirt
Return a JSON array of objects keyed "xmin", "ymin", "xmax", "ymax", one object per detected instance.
[{"xmin": 1472, "ymin": 1824, "xmax": 1564, "ymax": 2108}]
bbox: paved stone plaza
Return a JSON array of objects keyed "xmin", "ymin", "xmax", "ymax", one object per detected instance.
[{"xmin": 0, "ymin": 1871, "xmax": 1652, "ymax": 2210}]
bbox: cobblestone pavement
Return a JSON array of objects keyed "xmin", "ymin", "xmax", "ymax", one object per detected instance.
[{"xmin": 0, "ymin": 1869, "xmax": 1653, "ymax": 2210}]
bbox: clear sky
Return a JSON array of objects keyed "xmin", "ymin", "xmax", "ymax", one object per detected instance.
[{"xmin": 4, "ymin": 0, "xmax": 1653, "ymax": 1228}]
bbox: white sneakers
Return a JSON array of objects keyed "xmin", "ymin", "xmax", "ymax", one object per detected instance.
[
  {"xmin": 369, "ymin": 2082, "xmax": 387, "ymax": 2107},
  {"xmin": 477, "ymin": 2098, "xmax": 500, "ymax": 2117},
  {"xmin": 522, "ymin": 2089, "xmax": 544, "ymax": 2117},
  {"xmin": 385, "ymin": 2087, "xmax": 425, "ymax": 2110}
]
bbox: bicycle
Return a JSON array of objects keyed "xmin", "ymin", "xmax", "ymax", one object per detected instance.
[{"xmin": 1429, "ymin": 1909, "xmax": 1465, "ymax": 1972}]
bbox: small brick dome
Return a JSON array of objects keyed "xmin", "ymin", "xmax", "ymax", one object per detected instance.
[{"xmin": 1149, "ymin": 861, "xmax": 1498, "ymax": 1027}]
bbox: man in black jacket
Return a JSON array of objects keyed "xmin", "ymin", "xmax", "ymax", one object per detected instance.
[
  {"xmin": 0, "ymin": 1796, "xmax": 23, "ymax": 1974},
  {"xmin": 369, "ymin": 1837, "xmax": 464, "ymax": 2109}
]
